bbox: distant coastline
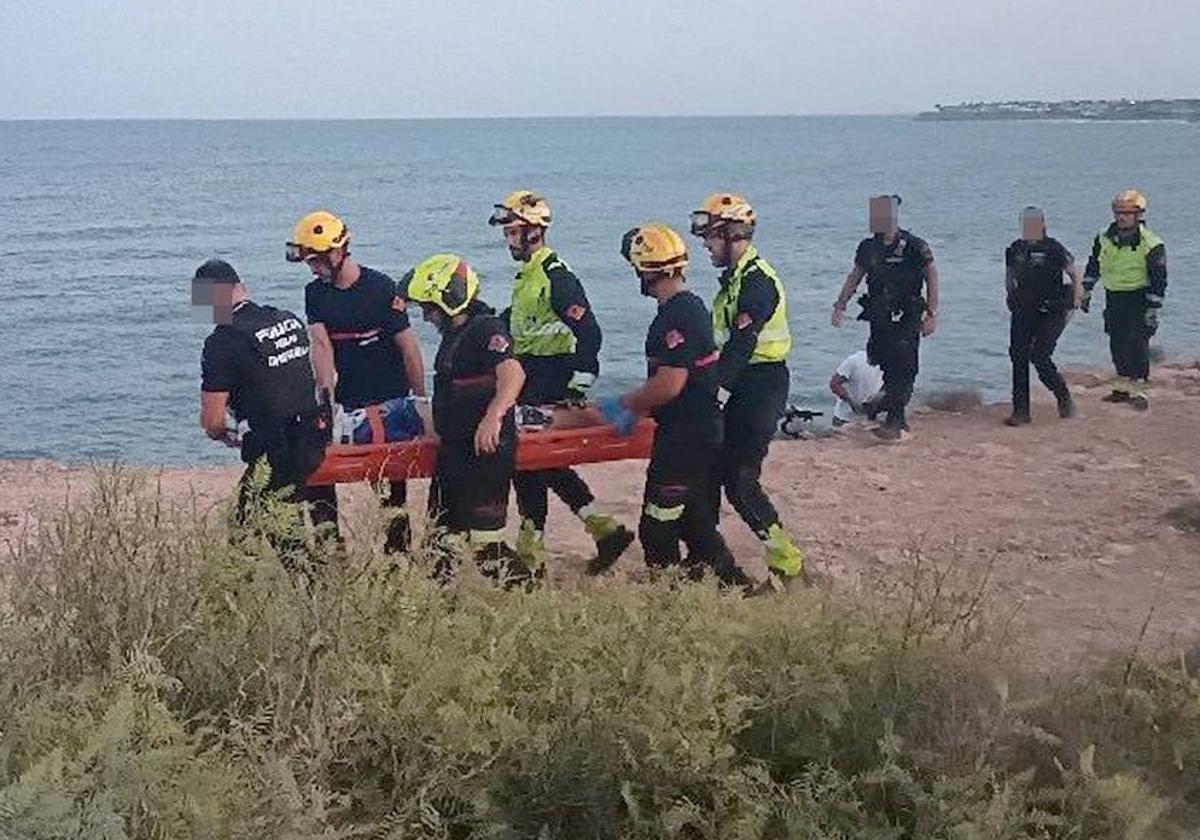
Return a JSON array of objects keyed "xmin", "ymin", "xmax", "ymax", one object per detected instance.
[{"xmin": 916, "ymin": 98, "xmax": 1200, "ymax": 122}]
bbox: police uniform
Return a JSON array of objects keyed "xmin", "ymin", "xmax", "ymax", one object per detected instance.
[
  {"xmin": 1005, "ymin": 236, "xmax": 1074, "ymax": 416},
  {"xmin": 639, "ymin": 290, "xmax": 745, "ymax": 586},
  {"xmin": 505, "ymin": 246, "xmax": 602, "ymax": 531},
  {"xmin": 427, "ymin": 299, "xmax": 519, "ymax": 551},
  {"xmin": 201, "ymin": 300, "xmax": 337, "ymax": 532},
  {"xmin": 305, "ymin": 265, "xmax": 414, "ymax": 548},
  {"xmin": 1084, "ymin": 223, "xmax": 1168, "ymax": 385},
  {"xmin": 853, "ymin": 229, "xmax": 935, "ymax": 429},
  {"xmin": 711, "ymin": 244, "xmax": 792, "ymax": 540}
]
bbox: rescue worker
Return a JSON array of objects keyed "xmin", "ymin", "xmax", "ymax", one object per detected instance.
[
  {"xmin": 286, "ymin": 211, "xmax": 424, "ymax": 552},
  {"xmin": 832, "ymin": 195, "xmax": 940, "ymax": 441},
  {"xmin": 195, "ymin": 259, "xmax": 338, "ymax": 546},
  {"xmin": 488, "ymin": 190, "xmax": 633, "ymax": 571},
  {"xmin": 690, "ymin": 193, "xmax": 805, "ymax": 582},
  {"xmin": 1082, "ymin": 190, "xmax": 1168, "ymax": 410},
  {"xmin": 403, "ymin": 254, "xmax": 533, "ymax": 586},
  {"xmin": 1003, "ymin": 206, "xmax": 1083, "ymax": 425},
  {"xmin": 597, "ymin": 223, "xmax": 749, "ymax": 587}
]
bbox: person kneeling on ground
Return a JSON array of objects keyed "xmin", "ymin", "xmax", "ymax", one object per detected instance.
[
  {"xmin": 403, "ymin": 254, "xmax": 533, "ymax": 587},
  {"xmin": 1003, "ymin": 206, "xmax": 1082, "ymax": 426},
  {"xmin": 829, "ymin": 349, "xmax": 884, "ymax": 427},
  {"xmin": 195, "ymin": 259, "xmax": 338, "ymax": 554},
  {"xmin": 594, "ymin": 223, "xmax": 750, "ymax": 588}
]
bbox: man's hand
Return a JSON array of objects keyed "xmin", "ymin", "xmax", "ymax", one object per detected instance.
[
  {"xmin": 566, "ymin": 370, "xmax": 595, "ymax": 402},
  {"xmin": 474, "ymin": 409, "xmax": 504, "ymax": 455},
  {"xmin": 1144, "ymin": 307, "xmax": 1159, "ymax": 335},
  {"xmin": 921, "ymin": 311, "xmax": 938, "ymax": 337},
  {"xmin": 831, "ymin": 302, "xmax": 846, "ymax": 327},
  {"xmin": 1072, "ymin": 285, "xmax": 1084, "ymax": 311}
]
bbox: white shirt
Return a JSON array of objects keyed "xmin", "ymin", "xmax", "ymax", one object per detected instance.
[{"xmin": 832, "ymin": 350, "xmax": 884, "ymax": 424}]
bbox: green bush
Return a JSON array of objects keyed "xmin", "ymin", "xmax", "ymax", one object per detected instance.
[{"xmin": 0, "ymin": 469, "xmax": 1195, "ymax": 839}]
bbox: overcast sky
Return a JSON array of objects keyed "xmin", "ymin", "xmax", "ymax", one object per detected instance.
[{"xmin": 2, "ymin": 0, "xmax": 1197, "ymax": 119}]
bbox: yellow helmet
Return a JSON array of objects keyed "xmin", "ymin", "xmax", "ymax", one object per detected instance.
[
  {"xmin": 488, "ymin": 190, "xmax": 552, "ymax": 228},
  {"xmin": 620, "ymin": 223, "xmax": 688, "ymax": 274},
  {"xmin": 1112, "ymin": 189, "xmax": 1148, "ymax": 216},
  {"xmin": 286, "ymin": 211, "xmax": 349, "ymax": 262},
  {"xmin": 690, "ymin": 192, "xmax": 756, "ymax": 237},
  {"xmin": 403, "ymin": 254, "xmax": 480, "ymax": 316}
]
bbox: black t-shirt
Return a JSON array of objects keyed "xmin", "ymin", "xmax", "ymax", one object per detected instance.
[
  {"xmin": 432, "ymin": 300, "xmax": 517, "ymax": 442},
  {"xmin": 304, "ymin": 265, "xmax": 412, "ymax": 410},
  {"xmin": 644, "ymin": 290, "xmax": 722, "ymax": 441},
  {"xmin": 1005, "ymin": 237, "xmax": 1073, "ymax": 312},
  {"xmin": 854, "ymin": 230, "xmax": 934, "ymax": 318},
  {"xmin": 201, "ymin": 301, "xmax": 317, "ymax": 433}
]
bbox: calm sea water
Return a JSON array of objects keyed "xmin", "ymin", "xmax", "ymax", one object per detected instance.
[{"xmin": 1, "ymin": 117, "xmax": 1197, "ymax": 465}]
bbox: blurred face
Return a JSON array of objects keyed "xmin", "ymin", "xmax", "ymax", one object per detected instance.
[
  {"xmin": 702, "ymin": 229, "xmax": 729, "ymax": 267},
  {"xmin": 1020, "ymin": 212, "xmax": 1045, "ymax": 242},
  {"xmin": 869, "ymin": 197, "xmax": 898, "ymax": 235},
  {"xmin": 1113, "ymin": 209, "xmax": 1140, "ymax": 231},
  {"xmin": 191, "ymin": 281, "xmax": 238, "ymax": 324}
]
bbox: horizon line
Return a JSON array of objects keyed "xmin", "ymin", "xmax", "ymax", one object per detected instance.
[{"xmin": 0, "ymin": 111, "xmax": 918, "ymax": 122}]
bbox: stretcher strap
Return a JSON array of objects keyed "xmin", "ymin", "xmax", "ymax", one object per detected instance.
[{"xmin": 364, "ymin": 405, "xmax": 386, "ymax": 444}]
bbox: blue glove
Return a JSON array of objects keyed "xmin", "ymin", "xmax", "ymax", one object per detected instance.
[{"xmin": 598, "ymin": 396, "xmax": 636, "ymax": 436}]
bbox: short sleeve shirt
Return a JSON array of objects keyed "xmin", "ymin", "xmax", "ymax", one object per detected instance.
[
  {"xmin": 432, "ymin": 300, "xmax": 515, "ymax": 441},
  {"xmin": 1005, "ymin": 237, "xmax": 1073, "ymax": 311},
  {"xmin": 645, "ymin": 290, "xmax": 721, "ymax": 439}
]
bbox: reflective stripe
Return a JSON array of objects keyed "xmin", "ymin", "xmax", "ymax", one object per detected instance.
[
  {"xmin": 469, "ymin": 528, "xmax": 506, "ymax": 546},
  {"xmin": 712, "ymin": 245, "xmax": 792, "ymax": 365},
  {"xmin": 1096, "ymin": 226, "xmax": 1163, "ymax": 293},
  {"xmin": 644, "ymin": 502, "xmax": 685, "ymax": 522},
  {"xmin": 511, "ymin": 247, "xmax": 577, "ymax": 358}
]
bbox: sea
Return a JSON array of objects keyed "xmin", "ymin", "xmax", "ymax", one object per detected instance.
[{"xmin": 1, "ymin": 116, "xmax": 1197, "ymax": 465}]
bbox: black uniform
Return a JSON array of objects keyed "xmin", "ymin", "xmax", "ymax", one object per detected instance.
[
  {"xmin": 201, "ymin": 300, "xmax": 337, "ymax": 534},
  {"xmin": 640, "ymin": 291, "xmax": 744, "ymax": 585},
  {"xmin": 714, "ymin": 259, "xmax": 789, "ymax": 540},
  {"xmin": 1084, "ymin": 225, "xmax": 1169, "ymax": 383},
  {"xmin": 427, "ymin": 300, "xmax": 518, "ymax": 542},
  {"xmin": 854, "ymin": 230, "xmax": 935, "ymax": 429},
  {"xmin": 1005, "ymin": 237, "xmax": 1074, "ymax": 416},
  {"xmin": 305, "ymin": 266, "xmax": 413, "ymax": 549},
  {"xmin": 505, "ymin": 255, "xmax": 603, "ymax": 532}
]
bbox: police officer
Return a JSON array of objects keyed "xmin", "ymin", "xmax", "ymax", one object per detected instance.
[
  {"xmin": 195, "ymin": 259, "xmax": 337, "ymax": 542},
  {"xmin": 488, "ymin": 191, "xmax": 633, "ymax": 571},
  {"xmin": 1003, "ymin": 206, "xmax": 1083, "ymax": 426},
  {"xmin": 690, "ymin": 193, "xmax": 805, "ymax": 583},
  {"xmin": 597, "ymin": 224, "xmax": 749, "ymax": 588},
  {"xmin": 1082, "ymin": 190, "xmax": 1168, "ymax": 410},
  {"xmin": 403, "ymin": 254, "xmax": 533, "ymax": 586},
  {"xmin": 286, "ymin": 211, "xmax": 425, "ymax": 552},
  {"xmin": 832, "ymin": 195, "xmax": 940, "ymax": 441}
]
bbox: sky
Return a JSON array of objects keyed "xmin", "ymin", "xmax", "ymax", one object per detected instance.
[{"xmin": 2, "ymin": 0, "xmax": 1198, "ymax": 119}]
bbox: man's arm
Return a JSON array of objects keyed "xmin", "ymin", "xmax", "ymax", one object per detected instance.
[
  {"xmin": 308, "ymin": 323, "xmax": 337, "ymax": 396},
  {"xmin": 200, "ymin": 390, "xmax": 230, "ymax": 439},
  {"xmin": 829, "ymin": 372, "xmax": 853, "ymax": 404},
  {"xmin": 832, "ymin": 264, "xmax": 866, "ymax": 326},
  {"xmin": 715, "ymin": 269, "xmax": 779, "ymax": 391},
  {"xmin": 475, "ymin": 358, "xmax": 525, "ymax": 455},
  {"xmin": 393, "ymin": 330, "xmax": 426, "ymax": 397},
  {"xmin": 622, "ymin": 366, "xmax": 689, "ymax": 415},
  {"xmin": 922, "ymin": 261, "xmax": 940, "ymax": 336},
  {"xmin": 1146, "ymin": 243, "xmax": 1167, "ymax": 305},
  {"xmin": 1065, "ymin": 260, "xmax": 1084, "ymax": 310},
  {"xmin": 547, "ymin": 263, "xmax": 602, "ymax": 394},
  {"xmin": 1080, "ymin": 235, "xmax": 1102, "ymax": 312}
]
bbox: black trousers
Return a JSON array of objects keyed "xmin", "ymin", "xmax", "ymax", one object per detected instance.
[
  {"xmin": 1009, "ymin": 308, "xmax": 1069, "ymax": 413},
  {"xmin": 718, "ymin": 362, "xmax": 788, "ymax": 539},
  {"xmin": 235, "ymin": 419, "xmax": 339, "ymax": 547},
  {"xmin": 640, "ymin": 428, "xmax": 744, "ymax": 585},
  {"xmin": 867, "ymin": 314, "xmax": 922, "ymax": 427},
  {"xmin": 1103, "ymin": 290, "xmax": 1152, "ymax": 381},
  {"xmin": 428, "ymin": 436, "xmax": 515, "ymax": 536},
  {"xmin": 513, "ymin": 356, "xmax": 596, "ymax": 530}
]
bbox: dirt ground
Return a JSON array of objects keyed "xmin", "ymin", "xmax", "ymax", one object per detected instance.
[{"xmin": 3, "ymin": 362, "xmax": 1198, "ymax": 673}]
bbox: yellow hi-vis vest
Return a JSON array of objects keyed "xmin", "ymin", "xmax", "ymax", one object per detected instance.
[
  {"xmin": 510, "ymin": 246, "xmax": 576, "ymax": 358},
  {"xmin": 1097, "ymin": 226, "xmax": 1163, "ymax": 293},
  {"xmin": 712, "ymin": 245, "xmax": 792, "ymax": 364}
]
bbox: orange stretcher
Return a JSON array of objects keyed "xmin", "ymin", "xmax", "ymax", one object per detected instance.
[{"xmin": 306, "ymin": 418, "xmax": 656, "ymax": 486}]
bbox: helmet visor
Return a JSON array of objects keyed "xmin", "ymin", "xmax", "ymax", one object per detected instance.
[
  {"xmin": 488, "ymin": 205, "xmax": 521, "ymax": 227},
  {"xmin": 689, "ymin": 210, "xmax": 715, "ymax": 236},
  {"xmin": 285, "ymin": 242, "xmax": 306, "ymax": 263}
]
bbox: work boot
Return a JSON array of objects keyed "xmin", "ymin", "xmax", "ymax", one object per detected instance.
[
  {"xmin": 1102, "ymin": 389, "xmax": 1130, "ymax": 403},
  {"xmin": 763, "ymin": 523, "xmax": 806, "ymax": 581},
  {"xmin": 1004, "ymin": 409, "xmax": 1031, "ymax": 427},
  {"xmin": 1056, "ymin": 390, "xmax": 1075, "ymax": 419},
  {"xmin": 515, "ymin": 518, "xmax": 548, "ymax": 572},
  {"xmin": 1129, "ymin": 391, "xmax": 1150, "ymax": 411},
  {"xmin": 861, "ymin": 392, "xmax": 886, "ymax": 421},
  {"xmin": 872, "ymin": 422, "xmax": 909, "ymax": 442},
  {"xmin": 383, "ymin": 512, "xmax": 411, "ymax": 555},
  {"xmin": 475, "ymin": 542, "xmax": 538, "ymax": 591},
  {"xmin": 584, "ymin": 513, "xmax": 635, "ymax": 575}
]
